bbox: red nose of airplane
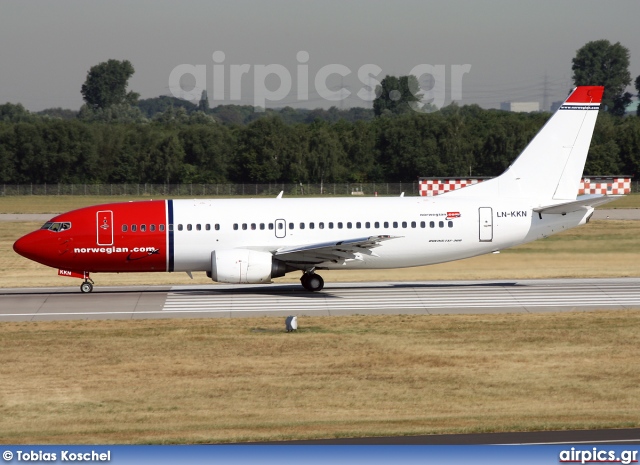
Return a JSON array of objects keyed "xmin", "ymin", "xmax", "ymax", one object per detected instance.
[
  {"xmin": 13, "ymin": 230, "xmax": 54, "ymax": 266},
  {"xmin": 14, "ymin": 232, "xmax": 39, "ymax": 260}
]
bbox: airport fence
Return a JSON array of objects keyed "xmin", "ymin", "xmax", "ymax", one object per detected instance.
[
  {"xmin": 2, "ymin": 180, "xmax": 638, "ymax": 197},
  {"xmin": 0, "ymin": 182, "xmax": 422, "ymax": 197}
]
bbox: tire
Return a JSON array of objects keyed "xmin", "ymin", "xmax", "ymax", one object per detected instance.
[
  {"xmin": 80, "ymin": 282, "xmax": 93, "ymax": 293},
  {"xmin": 306, "ymin": 273, "xmax": 324, "ymax": 292}
]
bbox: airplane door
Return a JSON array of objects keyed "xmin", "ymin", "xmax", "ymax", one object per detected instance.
[
  {"xmin": 97, "ymin": 210, "xmax": 114, "ymax": 246},
  {"xmin": 479, "ymin": 207, "xmax": 493, "ymax": 242},
  {"xmin": 275, "ymin": 219, "xmax": 286, "ymax": 238}
]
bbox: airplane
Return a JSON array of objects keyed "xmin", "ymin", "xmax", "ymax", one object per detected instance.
[{"xmin": 13, "ymin": 86, "xmax": 615, "ymax": 294}]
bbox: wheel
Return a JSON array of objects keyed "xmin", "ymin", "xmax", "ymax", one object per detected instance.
[
  {"xmin": 301, "ymin": 273, "xmax": 324, "ymax": 292},
  {"xmin": 80, "ymin": 282, "xmax": 93, "ymax": 293}
]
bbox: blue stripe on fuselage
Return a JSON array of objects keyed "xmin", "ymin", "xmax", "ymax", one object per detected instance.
[{"xmin": 167, "ymin": 199, "xmax": 174, "ymax": 272}]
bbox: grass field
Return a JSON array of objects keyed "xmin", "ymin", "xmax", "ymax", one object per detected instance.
[{"xmin": 1, "ymin": 311, "xmax": 639, "ymax": 443}]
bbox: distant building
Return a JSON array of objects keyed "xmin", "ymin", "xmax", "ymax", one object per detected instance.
[
  {"xmin": 625, "ymin": 97, "xmax": 639, "ymax": 116},
  {"xmin": 550, "ymin": 101, "xmax": 563, "ymax": 113},
  {"xmin": 500, "ymin": 101, "xmax": 540, "ymax": 113}
]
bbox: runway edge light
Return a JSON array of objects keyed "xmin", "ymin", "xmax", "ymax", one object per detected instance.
[{"xmin": 286, "ymin": 316, "xmax": 298, "ymax": 332}]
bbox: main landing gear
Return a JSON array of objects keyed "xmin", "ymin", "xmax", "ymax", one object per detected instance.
[{"xmin": 300, "ymin": 271, "xmax": 324, "ymax": 292}]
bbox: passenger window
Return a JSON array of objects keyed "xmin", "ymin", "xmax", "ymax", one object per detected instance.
[
  {"xmin": 242, "ymin": 224, "xmax": 247, "ymax": 230},
  {"xmin": 347, "ymin": 222, "xmax": 352, "ymax": 229},
  {"xmin": 233, "ymin": 224, "xmax": 238, "ymax": 230},
  {"xmin": 141, "ymin": 224, "xmax": 146, "ymax": 232},
  {"xmin": 269, "ymin": 223, "xmax": 274, "ymax": 230},
  {"xmin": 420, "ymin": 221, "xmax": 425, "ymax": 228},
  {"xmin": 439, "ymin": 221, "xmax": 444, "ymax": 228},
  {"xmin": 430, "ymin": 221, "xmax": 435, "ymax": 228},
  {"xmin": 365, "ymin": 222, "xmax": 370, "ymax": 228},
  {"xmin": 289, "ymin": 223, "xmax": 294, "ymax": 230},
  {"xmin": 187, "ymin": 224, "xmax": 192, "ymax": 231},
  {"xmin": 374, "ymin": 222, "xmax": 380, "ymax": 228},
  {"xmin": 329, "ymin": 222, "xmax": 334, "ymax": 229},
  {"xmin": 402, "ymin": 221, "xmax": 407, "ymax": 228},
  {"xmin": 177, "ymin": 224, "xmax": 182, "ymax": 231},
  {"xmin": 448, "ymin": 221, "xmax": 453, "ymax": 228},
  {"xmin": 310, "ymin": 222, "xmax": 315, "ymax": 229},
  {"xmin": 393, "ymin": 222, "xmax": 398, "ymax": 228},
  {"xmin": 319, "ymin": 222, "xmax": 324, "ymax": 229},
  {"xmin": 196, "ymin": 224, "xmax": 201, "ymax": 231},
  {"xmin": 411, "ymin": 221, "xmax": 416, "ymax": 228},
  {"xmin": 300, "ymin": 223, "xmax": 305, "ymax": 229},
  {"xmin": 251, "ymin": 223, "xmax": 256, "ymax": 230},
  {"xmin": 122, "ymin": 225, "xmax": 128, "ymax": 232},
  {"xmin": 278, "ymin": 223, "xmax": 283, "ymax": 230},
  {"xmin": 132, "ymin": 224, "xmax": 138, "ymax": 232},
  {"xmin": 150, "ymin": 224, "xmax": 156, "ymax": 232},
  {"xmin": 260, "ymin": 223, "xmax": 265, "ymax": 230},
  {"xmin": 215, "ymin": 224, "xmax": 220, "ymax": 231},
  {"xmin": 384, "ymin": 222, "xmax": 389, "ymax": 228},
  {"xmin": 356, "ymin": 222, "xmax": 361, "ymax": 229},
  {"xmin": 205, "ymin": 224, "xmax": 210, "ymax": 231},
  {"xmin": 167, "ymin": 224, "xmax": 172, "ymax": 232},
  {"xmin": 338, "ymin": 222, "xmax": 343, "ymax": 229}
]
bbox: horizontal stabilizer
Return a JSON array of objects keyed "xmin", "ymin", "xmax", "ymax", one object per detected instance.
[{"xmin": 533, "ymin": 195, "xmax": 622, "ymax": 215}]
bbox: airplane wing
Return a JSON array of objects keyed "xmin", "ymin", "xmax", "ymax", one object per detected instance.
[
  {"xmin": 533, "ymin": 194, "xmax": 622, "ymax": 215},
  {"xmin": 274, "ymin": 235, "xmax": 400, "ymax": 266}
]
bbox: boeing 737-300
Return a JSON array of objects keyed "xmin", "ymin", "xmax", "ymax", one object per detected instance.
[{"xmin": 13, "ymin": 86, "xmax": 615, "ymax": 293}]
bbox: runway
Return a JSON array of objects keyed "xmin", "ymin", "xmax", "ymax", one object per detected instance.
[{"xmin": 1, "ymin": 277, "xmax": 640, "ymax": 322}]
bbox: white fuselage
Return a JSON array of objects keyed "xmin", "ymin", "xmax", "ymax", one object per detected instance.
[{"xmin": 170, "ymin": 196, "xmax": 592, "ymax": 272}]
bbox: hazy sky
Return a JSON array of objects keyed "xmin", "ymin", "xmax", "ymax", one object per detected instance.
[{"xmin": 1, "ymin": 0, "xmax": 639, "ymax": 112}]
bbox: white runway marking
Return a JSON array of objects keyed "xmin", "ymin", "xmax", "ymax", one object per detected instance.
[
  {"xmin": 2, "ymin": 279, "xmax": 640, "ymax": 321},
  {"xmin": 162, "ymin": 281, "xmax": 640, "ymax": 314}
]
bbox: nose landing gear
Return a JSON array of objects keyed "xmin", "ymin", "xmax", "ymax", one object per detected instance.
[
  {"xmin": 80, "ymin": 273, "xmax": 95, "ymax": 293},
  {"xmin": 80, "ymin": 280, "xmax": 94, "ymax": 293}
]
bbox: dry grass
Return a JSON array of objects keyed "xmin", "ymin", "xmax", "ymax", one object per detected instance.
[
  {"xmin": 2, "ymin": 219, "xmax": 640, "ymax": 289},
  {"xmin": 0, "ymin": 311, "xmax": 639, "ymax": 443}
]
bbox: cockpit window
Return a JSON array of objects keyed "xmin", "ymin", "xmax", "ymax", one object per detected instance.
[{"xmin": 41, "ymin": 222, "xmax": 71, "ymax": 232}]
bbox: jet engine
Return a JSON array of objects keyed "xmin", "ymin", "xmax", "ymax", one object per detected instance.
[{"xmin": 210, "ymin": 249, "xmax": 289, "ymax": 284}]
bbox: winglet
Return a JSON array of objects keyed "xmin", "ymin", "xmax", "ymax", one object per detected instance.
[{"xmin": 276, "ymin": 191, "xmax": 284, "ymax": 199}]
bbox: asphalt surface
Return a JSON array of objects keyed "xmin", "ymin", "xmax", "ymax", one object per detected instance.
[
  {"xmin": 265, "ymin": 428, "xmax": 640, "ymax": 445},
  {"xmin": 1, "ymin": 278, "xmax": 640, "ymax": 321}
]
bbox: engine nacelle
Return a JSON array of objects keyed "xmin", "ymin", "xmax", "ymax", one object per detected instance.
[{"xmin": 210, "ymin": 249, "xmax": 288, "ymax": 284}]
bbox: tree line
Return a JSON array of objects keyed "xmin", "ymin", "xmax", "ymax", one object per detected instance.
[
  {"xmin": 1, "ymin": 102, "xmax": 639, "ymax": 186},
  {"xmin": 2, "ymin": 39, "xmax": 640, "ymax": 186}
]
